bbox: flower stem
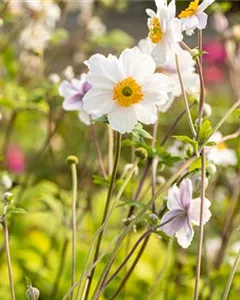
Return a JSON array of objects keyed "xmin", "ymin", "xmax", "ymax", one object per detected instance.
[
  {"xmin": 222, "ymin": 246, "xmax": 240, "ymax": 300},
  {"xmin": 108, "ymin": 125, "xmax": 114, "ymax": 175},
  {"xmin": 175, "ymin": 54, "xmax": 197, "ymax": 138},
  {"xmin": 1, "ymin": 215, "xmax": 15, "ymax": 300},
  {"xmin": 83, "ymin": 132, "xmax": 122, "ymax": 300},
  {"xmin": 70, "ymin": 162, "xmax": 78, "ymax": 300}
]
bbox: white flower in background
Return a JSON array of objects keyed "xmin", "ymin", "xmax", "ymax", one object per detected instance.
[
  {"xmin": 178, "ymin": 0, "xmax": 215, "ymax": 36},
  {"xmin": 19, "ymin": 22, "xmax": 52, "ymax": 51},
  {"xmin": 160, "ymin": 179, "xmax": 211, "ymax": 248},
  {"xmin": 88, "ymin": 17, "xmax": 106, "ymax": 38},
  {"xmin": 83, "ymin": 47, "xmax": 174, "ymax": 134},
  {"xmin": 59, "ymin": 74, "xmax": 93, "ymax": 125},
  {"xmin": 62, "ymin": 65, "xmax": 75, "ymax": 81},
  {"xmin": 207, "ymin": 132, "xmax": 237, "ymax": 167},
  {"xmin": 206, "ymin": 237, "xmax": 221, "ymax": 261},
  {"xmin": 138, "ymin": 38, "xmax": 199, "ymax": 112},
  {"xmin": 146, "ymin": 0, "xmax": 183, "ymax": 65}
]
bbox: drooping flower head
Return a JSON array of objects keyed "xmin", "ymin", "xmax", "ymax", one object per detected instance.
[
  {"xmin": 146, "ymin": 0, "xmax": 183, "ymax": 65},
  {"xmin": 138, "ymin": 38, "xmax": 199, "ymax": 111},
  {"xmin": 207, "ymin": 132, "xmax": 237, "ymax": 167},
  {"xmin": 178, "ymin": 0, "xmax": 215, "ymax": 36},
  {"xmin": 160, "ymin": 179, "xmax": 211, "ymax": 248},
  {"xmin": 82, "ymin": 47, "xmax": 174, "ymax": 134},
  {"xmin": 59, "ymin": 74, "xmax": 93, "ymax": 125}
]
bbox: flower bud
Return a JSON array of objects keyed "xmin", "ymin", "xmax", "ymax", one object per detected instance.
[
  {"xmin": 193, "ymin": 176, "xmax": 209, "ymax": 191},
  {"xmin": 62, "ymin": 65, "xmax": 74, "ymax": 80},
  {"xmin": 207, "ymin": 163, "xmax": 217, "ymax": 175},
  {"xmin": 190, "ymin": 48, "xmax": 199, "ymax": 57},
  {"xmin": 2, "ymin": 192, "xmax": 14, "ymax": 203},
  {"xmin": 25, "ymin": 287, "xmax": 40, "ymax": 300},
  {"xmin": 156, "ymin": 176, "xmax": 166, "ymax": 185},
  {"xmin": 66, "ymin": 155, "xmax": 79, "ymax": 165},
  {"xmin": 135, "ymin": 147, "xmax": 148, "ymax": 160},
  {"xmin": 203, "ymin": 103, "xmax": 212, "ymax": 118},
  {"xmin": 48, "ymin": 73, "xmax": 60, "ymax": 84},
  {"xmin": 1, "ymin": 174, "xmax": 12, "ymax": 190},
  {"xmin": 148, "ymin": 213, "xmax": 159, "ymax": 225}
]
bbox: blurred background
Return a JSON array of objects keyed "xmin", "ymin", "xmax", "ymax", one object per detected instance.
[{"xmin": 1, "ymin": 1, "xmax": 240, "ymax": 299}]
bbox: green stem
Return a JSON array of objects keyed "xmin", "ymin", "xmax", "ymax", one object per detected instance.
[
  {"xmin": 175, "ymin": 54, "xmax": 197, "ymax": 138},
  {"xmin": 70, "ymin": 162, "xmax": 78, "ymax": 300},
  {"xmin": 1, "ymin": 215, "xmax": 15, "ymax": 300},
  {"xmin": 222, "ymin": 247, "xmax": 240, "ymax": 300},
  {"xmin": 83, "ymin": 132, "xmax": 122, "ymax": 300}
]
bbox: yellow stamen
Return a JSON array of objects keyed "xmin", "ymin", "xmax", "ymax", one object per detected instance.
[
  {"xmin": 178, "ymin": 0, "xmax": 199, "ymax": 19},
  {"xmin": 217, "ymin": 143, "xmax": 227, "ymax": 150},
  {"xmin": 113, "ymin": 77, "xmax": 143, "ymax": 107},
  {"xmin": 148, "ymin": 17, "xmax": 162, "ymax": 44}
]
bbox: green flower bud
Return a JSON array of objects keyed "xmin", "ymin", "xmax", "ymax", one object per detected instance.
[
  {"xmin": 66, "ymin": 155, "xmax": 79, "ymax": 165},
  {"xmin": 207, "ymin": 163, "xmax": 217, "ymax": 175},
  {"xmin": 2, "ymin": 192, "xmax": 14, "ymax": 203},
  {"xmin": 203, "ymin": 104, "xmax": 212, "ymax": 118},
  {"xmin": 25, "ymin": 287, "xmax": 40, "ymax": 300},
  {"xmin": 135, "ymin": 147, "xmax": 148, "ymax": 160},
  {"xmin": 148, "ymin": 213, "xmax": 159, "ymax": 225}
]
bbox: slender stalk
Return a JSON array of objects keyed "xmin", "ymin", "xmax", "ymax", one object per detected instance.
[
  {"xmin": 83, "ymin": 132, "xmax": 122, "ymax": 300},
  {"xmin": 193, "ymin": 148, "xmax": 206, "ymax": 300},
  {"xmin": 69, "ymin": 161, "xmax": 78, "ymax": 300},
  {"xmin": 175, "ymin": 54, "xmax": 197, "ymax": 138},
  {"xmin": 90, "ymin": 124, "xmax": 107, "ymax": 180},
  {"xmin": 108, "ymin": 125, "xmax": 114, "ymax": 175},
  {"xmin": 222, "ymin": 247, "xmax": 240, "ymax": 300},
  {"xmin": 2, "ymin": 110, "xmax": 17, "ymax": 154},
  {"xmin": 1, "ymin": 215, "xmax": 15, "ymax": 300}
]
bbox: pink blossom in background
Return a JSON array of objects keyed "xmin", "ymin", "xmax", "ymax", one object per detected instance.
[
  {"xmin": 203, "ymin": 41, "xmax": 227, "ymax": 65},
  {"xmin": 5, "ymin": 145, "xmax": 26, "ymax": 173},
  {"xmin": 203, "ymin": 65, "xmax": 225, "ymax": 86}
]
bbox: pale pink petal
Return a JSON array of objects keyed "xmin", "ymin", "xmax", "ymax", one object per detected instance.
[
  {"xmin": 160, "ymin": 209, "xmax": 186, "ymax": 236},
  {"xmin": 167, "ymin": 185, "xmax": 183, "ymax": 210},
  {"xmin": 179, "ymin": 179, "xmax": 192, "ymax": 210},
  {"xmin": 176, "ymin": 217, "xmax": 194, "ymax": 248},
  {"xmin": 189, "ymin": 197, "xmax": 212, "ymax": 226}
]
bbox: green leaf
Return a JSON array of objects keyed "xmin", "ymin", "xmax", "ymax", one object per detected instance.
[
  {"xmin": 6, "ymin": 205, "xmax": 27, "ymax": 215},
  {"xmin": 132, "ymin": 123, "xmax": 153, "ymax": 141},
  {"xmin": 173, "ymin": 135, "xmax": 198, "ymax": 152},
  {"xmin": 199, "ymin": 120, "xmax": 213, "ymax": 144},
  {"xmin": 92, "ymin": 175, "xmax": 109, "ymax": 187},
  {"xmin": 206, "ymin": 141, "xmax": 216, "ymax": 147}
]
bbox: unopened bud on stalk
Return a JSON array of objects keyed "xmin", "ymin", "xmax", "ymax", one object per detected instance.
[
  {"xmin": 207, "ymin": 163, "xmax": 217, "ymax": 175},
  {"xmin": 2, "ymin": 192, "xmax": 14, "ymax": 203},
  {"xmin": 25, "ymin": 287, "xmax": 40, "ymax": 300},
  {"xmin": 156, "ymin": 176, "xmax": 166, "ymax": 185},
  {"xmin": 148, "ymin": 213, "xmax": 159, "ymax": 225},
  {"xmin": 203, "ymin": 103, "xmax": 212, "ymax": 118},
  {"xmin": 48, "ymin": 73, "xmax": 60, "ymax": 84},
  {"xmin": 190, "ymin": 48, "xmax": 199, "ymax": 57},
  {"xmin": 135, "ymin": 147, "xmax": 148, "ymax": 160},
  {"xmin": 193, "ymin": 176, "xmax": 209, "ymax": 191},
  {"xmin": 66, "ymin": 155, "xmax": 79, "ymax": 165}
]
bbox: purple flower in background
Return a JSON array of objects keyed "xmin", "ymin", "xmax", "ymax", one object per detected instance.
[
  {"xmin": 203, "ymin": 41, "xmax": 226, "ymax": 65},
  {"xmin": 59, "ymin": 73, "xmax": 93, "ymax": 125},
  {"xmin": 160, "ymin": 179, "xmax": 211, "ymax": 248}
]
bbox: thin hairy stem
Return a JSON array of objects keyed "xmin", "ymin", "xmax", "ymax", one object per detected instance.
[
  {"xmin": 108, "ymin": 125, "xmax": 114, "ymax": 175},
  {"xmin": 83, "ymin": 132, "xmax": 122, "ymax": 300}
]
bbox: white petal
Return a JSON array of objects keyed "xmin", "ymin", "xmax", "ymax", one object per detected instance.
[
  {"xmin": 119, "ymin": 47, "xmax": 156, "ymax": 82},
  {"xmin": 152, "ymin": 42, "xmax": 168, "ymax": 66},
  {"xmin": 198, "ymin": 0, "xmax": 214, "ymax": 13},
  {"xmin": 142, "ymin": 73, "xmax": 174, "ymax": 94},
  {"xmin": 71, "ymin": 78, "xmax": 84, "ymax": 91},
  {"xmin": 142, "ymin": 91, "xmax": 169, "ymax": 106},
  {"xmin": 158, "ymin": 92, "xmax": 175, "ymax": 112},
  {"xmin": 146, "ymin": 9, "xmax": 156, "ymax": 18},
  {"xmin": 155, "ymin": 0, "xmax": 167, "ymax": 8},
  {"xmin": 167, "ymin": 18, "xmax": 183, "ymax": 43},
  {"xmin": 83, "ymin": 88, "xmax": 114, "ymax": 115},
  {"xmin": 189, "ymin": 197, "xmax": 212, "ymax": 226},
  {"xmin": 78, "ymin": 110, "xmax": 91, "ymax": 125},
  {"xmin": 168, "ymin": 0, "xmax": 176, "ymax": 19},
  {"xmin": 134, "ymin": 103, "xmax": 157, "ymax": 125},
  {"xmin": 107, "ymin": 106, "xmax": 137, "ymax": 134},
  {"xmin": 167, "ymin": 185, "xmax": 183, "ymax": 210},
  {"xmin": 197, "ymin": 12, "xmax": 208, "ymax": 30},
  {"xmin": 179, "ymin": 179, "xmax": 192, "ymax": 210},
  {"xmin": 176, "ymin": 217, "xmax": 194, "ymax": 248},
  {"xmin": 86, "ymin": 74, "xmax": 114, "ymax": 90}
]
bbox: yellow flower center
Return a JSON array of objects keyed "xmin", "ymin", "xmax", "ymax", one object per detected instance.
[
  {"xmin": 217, "ymin": 143, "xmax": 227, "ymax": 150},
  {"xmin": 148, "ymin": 17, "xmax": 162, "ymax": 44},
  {"xmin": 178, "ymin": 0, "xmax": 199, "ymax": 19},
  {"xmin": 113, "ymin": 77, "xmax": 143, "ymax": 107}
]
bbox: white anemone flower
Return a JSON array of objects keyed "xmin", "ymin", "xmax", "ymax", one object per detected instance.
[
  {"xmin": 178, "ymin": 0, "xmax": 215, "ymax": 36},
  {"xmin": 160, "ymin": 179, "xmax": 211, "ymax": 248},
  {"xmin": 138, "ymin": 38, "xmax": 199, "ymax": 112},
  {"xmin": 207, "ymin": 132, "xmax": 237, "ymax": 167},
  {"xmin": 59, "ymin": 74, "xmax": 93, "ymax": 125},
  {"xmin": 145, "ymin": 0, "xmax": 183, "ymax": 65},
  {"xmin": 82, "ymin": 47, "xmax": 174, "ymax": 134}
]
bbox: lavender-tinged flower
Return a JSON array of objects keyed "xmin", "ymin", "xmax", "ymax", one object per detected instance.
[
  {"xmin": 160, "ymin": 179, "xmax": 211, "ymax": 248},
  {"xmin": 59, "ymin": 74, "xmax": 93, "ymax": 125}
]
